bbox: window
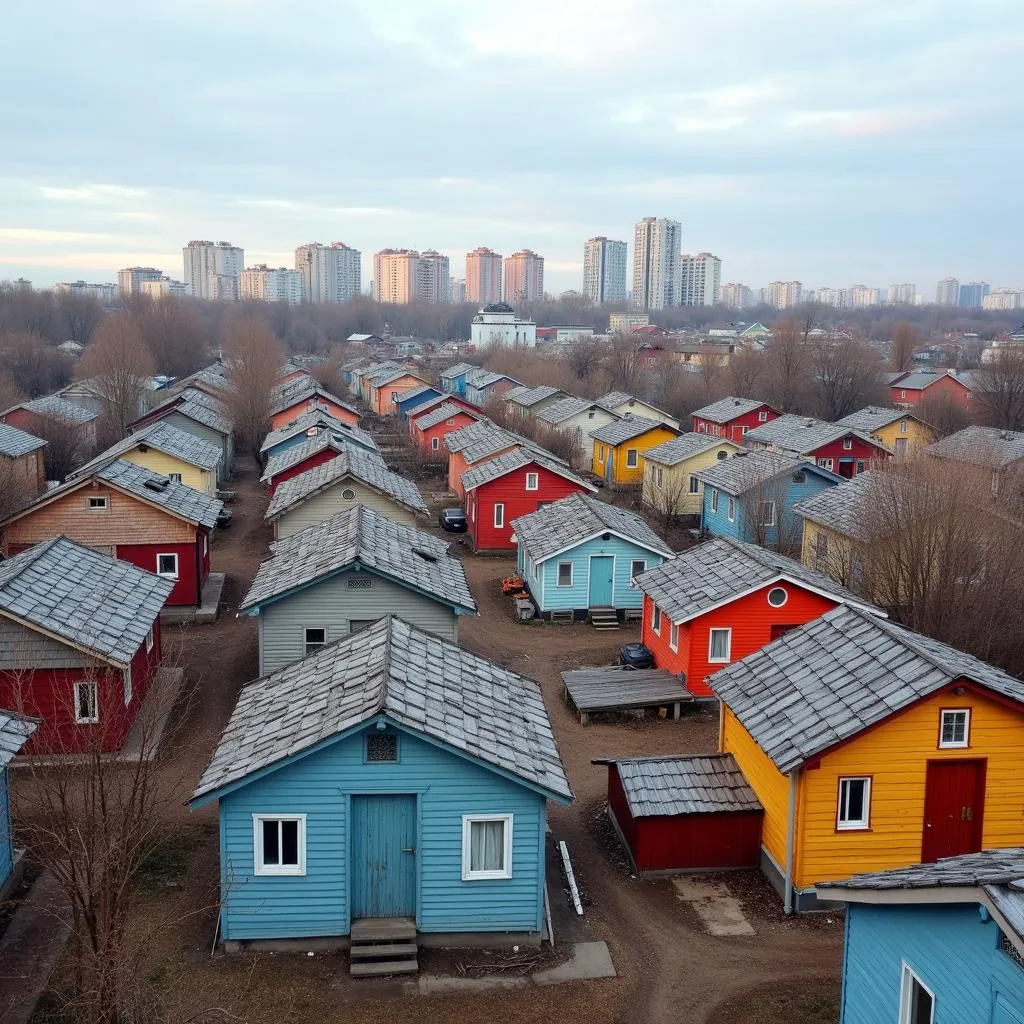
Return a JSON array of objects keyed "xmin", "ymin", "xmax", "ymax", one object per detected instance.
[
  {"xmin": 525, "ymin": 472, "xmax": 539, "ymax": 491},
  {"xmin": 598, "ymin": 444, "xmax": 606, "ymax": 460},
  {"xmin": 727, "ymin": 496, "xmax": 736, "ymax": 522},
  {"xmin": 462, "ymin": 814, "xmax": 513, "ymax": 880},
  {"xmin": 717, "ymin": 450, "xmax": 728, "ymax": 460},
  {"xmin": 630, "ymin": 559, "xmax": 646, "ymax": 580},
  {"xmin": 689, "ymin": 474, "xmax": 700, "ymax": 494},
  {"xmin": 856, "ymin": 460, "xmax": 865, "ymax": 473},
  {"xmin": 817, "ymin": 458, "xmax": 834, "ymax": 471},
  {"xmin": 493, "ymin": 503, "xmax": 505, "ymax": 529},
  {"xmin": 625, "ymin": 449, "xmax": 639, "ymax": 468},
  {"xmin": 304, "ymin": 627, "xmax": 327, "ymax": 656},
  {"xmin": 741, "ymin": 425, "xmax": 749, "ymax": 435},
  {"xmin": 814, "ymin": 532, "xmax": 829, "ymax": 560},
  {"xmin": 156, "ymin": 553, "xmax": 179, "ymax": 579},
  {"xmin": 446, "ymin": 418, "xmax": 455, "ymax": 426},
  {"xmin": 168, "ymin": 472, "xmax": 182, "ymax": 483},
  {"xmin": 366, "ymin": 732, "xmax": 398, "ymax": 762},
  {"xmin": 842, "ymin": 438, "xmax": 853, "ymax": 450},
  {"xmin": 708, "ymin": 628, "xmax": 731, "ymax": 663},
  {"xmin": 652, "ymin": 605, "xmax": 662, "ymax": 634},
  {"xmin": 123, "ymin": 667, "xmax": 132, "ymax": 705},
  {"xmin": 88, "ymin": 496, "xmax": 108, "ymax": 511},
  {"xmin": 758, "ymin": 410, "xmax": 768, "ymax": 422},
  {"xmin": 669, "ymin": 622, "xmax": 679, "ymax": 652},
  {"xmin": 556, "ymin": 562, "xmax": 573, "ymax": 587},
  {"xmin": 899, "ymin": 964, "xmax": 934, "ymax": 1024},
  {"xmin": 767, "ymin": 586, "xmax": 788, "ymax": 608},
  {"xmin": 901, "ymin": 389, "xmax": 907, "ymax": 398},
  {"xmin": 901, "ymin": 419, "xmax": 909, "ymax": 433},
  {"xmin": 939, "ymin": 709, "xmax": 970, "ymax": 749},
  {"xmin": 74, "ymin": 681, "xmax": 99, "ymax": 724},
  {"xmin": 253, "ymin": 815, "xmax": 306, "ymax": 876},
  {"xmin": 431, "ymin": 437, "xmax": 440, "ymax": 450},
  {"xmin": 710, "ymin": 488, "xmax": 720, "ymax": 513},
  {"xmin": 760, "ymin": 501, "xmax": 776, "ymax": 526},
  {"xmin": 654, "ymin": 466, "xmax": 663, "ymax": 485},
  {"xmin": 697, "ymin": 422, "xmax": 706, "ymax": 433},
  {"xmin": 145, "ymin": 626, "xmax": 154, "ymax": 653},
  {"xmin": 341, "ymin": 487, "xmax": 357, "ymax": 501},
  {"xmin": 837, "ymin": 777, "xmax": 871, "ymax": 830}
]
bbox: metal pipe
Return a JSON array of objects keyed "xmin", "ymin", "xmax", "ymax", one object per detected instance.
[{"xmin": 784, "ymin": 768, "xmax": 799, "ymax": 915}]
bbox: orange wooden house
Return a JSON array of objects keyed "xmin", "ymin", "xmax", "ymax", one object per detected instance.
[
  {"xmin": 365, "ymin": 368, "xmax": 430, "ymax": 417},
  {"xmin": 269, "ymin": 381, "xmax": 360, "ymax": 432}
]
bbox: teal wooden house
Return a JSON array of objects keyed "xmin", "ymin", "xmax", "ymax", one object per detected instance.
[
  {"xmin": 0, "ymin": 709, "xmax": 38, "ymax": 900},
  {"xmin": 190, "ymin": 617, "xmax": 572, "ymax": 951},
  {"xmin": 511, "ymin": 494, "xmax": 672, "ymax": 620},
  {"xmin": 821, "ymin": 849, "xmax": 1024, "ymax": 1024}
]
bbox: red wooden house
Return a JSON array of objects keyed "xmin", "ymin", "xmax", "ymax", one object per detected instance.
[
  {"xmin": 407, "ymin": 393, "xmax": 480, "ymax": 436},
  {"xmin": 462, "ymin": 447, "xmax": 595, "ymax": 552},
  {"xmin": 1, "ymin": 459, "xmax": 222, "ymax": 608},
  {"xmin": 635, "ymin": 537, "xmax": 883, "ymax": 698},
  {"xmin": 743, "ymin": 413, "xmax": 890, "ymax": 478},
  {"xmin": 0, "ymin": 536, "xmax": 173, "ymax": 753},
  {"xmin": 410, "ymin": 402, "xmax": 482, "ymax": 458},
  {"xmin": 691, "ymin": 397, "xmax": 780, "ymax": 442},
  {"xmin": 260, "ymin": 429, "xmax": 385, "ymax": 495},
  {"xmin": 270, "ymin": 381, "xmax": 360, "ymax": 431},
  {"xmin": 888, "ymin": 370, "xmax": 973, "ymax": 410}
]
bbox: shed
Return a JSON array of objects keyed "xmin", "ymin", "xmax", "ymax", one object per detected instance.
[{"xmin": 594, "ymin": 755, "xmax": 762, "ymax": 874}]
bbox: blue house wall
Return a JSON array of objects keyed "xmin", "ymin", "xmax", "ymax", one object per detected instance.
[
  {"xmin": 216, "ymin": 722, "xmax": 547, "ymax": 941},
  {"xmin": 0, "ymin": 769, "xmax": 13, "ymax": 890},
  {"xmin": 841, "ymin": 902, "xmax": 1024, "ymax": 1023},
  {"xmin": 396, "ymin": 388, "xmax": 443, "ymax": 421},
  {"xmin": 442, "ymin": 373, "xmax": 468, "ymax": 397}
]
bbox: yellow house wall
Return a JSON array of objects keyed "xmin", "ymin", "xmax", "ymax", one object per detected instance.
[
  {"xmin": 642, "ymin": 441, "xmax": 739, "ymax": 516},
  {"xmin": 121, "ymin": 448, "xmax": 216, "ymax": 495},
  {"xmin": 795, "ymin": 688, "xmax": 1024, "ymax": 889},
  {"xmin": 798, "ymin": 518, "xmax": 856, "ymax": 583},
  {"xmin": 596, "ymin": 426, "xmax": 678, "ymax": 486},
  {"xmin": 874, "ymin": 417, "xmax": 936, "ymax": 452}
]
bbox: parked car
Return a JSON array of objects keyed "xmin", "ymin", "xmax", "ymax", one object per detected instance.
[
  {"xmin": 618, "ymin": 642, "xmax": 654, "ymax": 669},
  {"xmin": 216, "ymin": 508, "xmax": 233, "ymax": 529},
  {"xmin": 438, "ymin": 507, "xmax": 468, "ymax": 532}
]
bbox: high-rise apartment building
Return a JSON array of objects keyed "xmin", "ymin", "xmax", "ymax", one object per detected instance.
[
  {"xmin": 417, "ymin": 251, "xmax": 451, "ymax": 304},
  {"xmin": 982, "ymin": 289, "xmax": 1022, "ymax": 311},
  {"xmin": 958, "ymin": 282, "xmax": 990, "ymax": 309},
  {"xmin": 294, "ymin": 242, "xmax": 361, "ymax": 303},
  {"xmin": 849, "ymin": 285, "xmax": 883, "ymax": 308},
  {"xmin": 765, "ymin": 281, "xmax": 803, "ymax": 309},
  {"xmin": 888, "ymin": 283, "xmax": 917, "ymax": 305},
  {"xmin": 240, "ymin": 265, "xmax": 303, "ymax": 304},
  {"xmin": 373, "ymin": 249, "xmax": 451, "ymax": 304},
  {"xmin": 719, "ymin": 283, "xmax": 752, "ymax": 308},
  {"xmin": 117, "ymin": 267, "xmax": 165, "ymax": 296},
  {"xmin": 55, "ymin": 281, "xmax": 118, "ymax": 305},
  {"xmin": 450, "ymin": 278, "xmax": 466, "ymax": 304},
  {"xmin": 679, "ymin": 252, "xmax": 722, "ymax": 306},
  {"xmin": 503, "ymin": 249, "xmax": 544, "ymax": 304},
  {"xmin": 631, "ymin": 217, "xmax": 682, "ymax": 309},
  {"xmin": 936, "ymin": 277, "xmax": 960, "ymax": 306},
  {"xmin": 583, "ymin": 237, "xmax": 628, "ymax": 304},
  {"xmin": 465, "ymin": 247, "xmax": 503, "ymax": 305},
  {"xmin": 140, "ymin": 277, "xmax": 190, "ymax": 299},
  {"xmin": 182, "ymin": 240, "xmax": 244, "ymax": 301}
]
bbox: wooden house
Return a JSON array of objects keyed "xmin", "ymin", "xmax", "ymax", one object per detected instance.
[
  {"xmin": 502, "ymin": 385, "xmax": 569, "ymax": 421},
  {"xmin": 890, "ymin": 369, "xmax": 973, "ymax": 410},
  {"xmin": 820, "ymin": 849, "xmax": 1024, "ymax": 1023},
  {"xmin": 463, "ymin": 447, "xmax": 594, "ymax": 553},
  {"xmin": 595, "ymin": 392, "xmax": 680, "ymax": 430},
  {"xmin": 189, "ymin": 616, "xmax": 573, "ymax": 952},
  {"xmin": 641, "ymin": 433, "xmax": 741, "ymax": 520},
  {"xmin": 444, "ymin": 420, "xmax": 562, "ymax": 500},
  {"xmin": 465, "ymin": 369, "xmax": 521, "ymax": 408},
  {"xmin": 636, "ymin": 536, "xmax": 882, "ymax": 698},
  {"xmin": 534, "ymin": 397, "xmax": 620, "ymax": 464},
  {"xmin": 794, "ymin": 471, "xmax": 877, "ymax": 585},
  {"xmin": 2, "ymin": 459, "xmax": 222, "ymax": 608},
  {"xmin": 744, "ymin": 414, "xmax": 891, "ymax": 479},
  {"xmin": 835, "ymin": 406, "xmax": 936, "ymax": 455},
  {"xmin": 351, "ymin": 361, "xmax": 400, "ymax": 401},
  {"xmin": 409, "ymin": 402, "xmax": 481, "ymax": 459},
  {"xmin": 130, "ymin": 387, "xmax": 234, "ymax": 473},
  {"xmin": 591, "ymin": 416, "xmax": 681, "ymax": 488},
  {"xmin": 707, "ymin": 604, "xmax": 1024, "ymax": 910},
  {"xmin": 241, "ymin": 506, "xmax": 476, "ymax": 674},
  {"xmin": 71, "ymin": 420, "xmax": 223, "ymax": 494},
  {"xmin": 366, "ymin": 369, "xmax": 429, "ymax": 418},
  {"xmin": 439, "ymin": 361, "xmax": 477, "ymax": 397},
  {"xmin": 0, "ymin": 710, "xmax": 38, "ymax": 899},
  {"xmin": 0, "ymin": 395, "xmax": 98, "ymax": 470},
  {"xmin": 512, "ymin": 494, "xmax": 670, "ymax": 620},
  {"xmin": 394, "ymin": 385, "xmax": 444, "ymax": 422},
  {"xmin": 0, "ymin": 422, "xmax": 47, "ymax": 505},
  {"xmin": 690, "ymin": 397, "xmax": 780, "ymax": 442},
  {"xmin": 270, "ymin": 380, "xmax": 360, "ymax": 431},
  {"xmin": 0, "ymin": 536, "xmax": 172, "ymax": 753},
  {"xmin": 261, "ymin": 430, "xmax": 384, "ymax": 495},
  {"xmin": 259, "ymin": 410, "xmax": 380, "ymax": 464},
  {"xmin": 926, "ymin": 425, "xmax": 1024, "ymax": 498},
  {"xmin": 265, "ymin": 449, "xmax": 428, "ymax": 540}
]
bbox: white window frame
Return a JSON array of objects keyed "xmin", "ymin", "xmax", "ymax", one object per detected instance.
[
  {"xmin": 767, "ymin": 586, "xmax": 788, "ymax": 608},
  {"xmin": 88, "ymin": 496, "xmax": 109, "ymax": 511},
  {"xmin": 669, "ymin": 621, "xmax": 679, "ymax": 652},
  {"xmin": 74, "ymin": 680, "xmax": 99, "ymax": 724},
  {"xmin": 710, "ymin": 488, "xmax": 719, "ymax": 513},
  {"xmin": 901, "ymin": 389, "xmax": 907, "ymax": 398},
  {"xmin": 899, "ymin": 963, "xmax": 935, "ymax": 1024},
  {"xmin": 493, "ymin": 502, "xmax": 505, "ymax": 529},
  {"xmin": 900, "ymin": 419, "xmax": 909, "ymax": 433},
  {"xmin": 741, "ymin": 425, "xmax": 749, "ymax": 435},
  {"xmin": 708, "ymin": 627, "xmax": 732, "ymax": 663},
  {"xmin": 253, "ymin": 814, "xmax": 307, "ymax": 876},
  {"xmin": 145, "ymin": 626, "xmax": 154, "ymax": 654},
  {"xmin": 525, "ymin": 471, "xmax": 539, "ymax": 491},
  {"xmin": 625, "ymin": 448, "xmax": 639, "ymax": 468},
  {"xmin": 630, "ymin": 559, "xmax": 646, "ymax": 580},
  {"xmin": 168, "ymin": 472, "xmax": 182, "ymax": 483},
  {"xmin": 760, "ymin": 500, "xmax": 776, "ymax": 526},
  {"xmin": 837, "ymin": 776, "xmax": 871, "ymax": 831},
  {"xmin": 431, "ymin": 437, "xmax": 440, "ymax": 450},
  {"xmin": 842, "ymin": 438, "xmax": 853, "ymax": 450},
  {"xmin": 461, "ymin": 814, "xmax": 513, "ymax": 881},
  {"xmin": 939, "ymin": 708, "xmax": 971, "ymax": 749},
  {"xmin": 727, "ymin": 496, "xmax": 736, "ymax": 522},
  {"xmin": 688, "ymin": 474, "xmax": 699, "ymax": 494},
  {"xmin": 556, "ymin": 561, "xmax": 573, "ymax": 588},
  {"xmin": 304, "ymin": 626, "xmax": 327, "ymax": 656},
  {"xmin": 758, "ymin": 410, "xmax": 768, "ymax": 422},
  {"xmin": 652, "ymin": 605, "xmax": 662, "ymax": 635},
  {"xmin": 817, "ymin": 458, "xmax": 834, "ymax": 471},
  {"xmin": 156, "ymin": 552, "xmax": 179, "ymax": 579}
]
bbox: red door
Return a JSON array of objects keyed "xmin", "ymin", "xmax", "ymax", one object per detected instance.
[{"xmin": 921, "ymin": 760, "xmax": 986, "ymax": 863}]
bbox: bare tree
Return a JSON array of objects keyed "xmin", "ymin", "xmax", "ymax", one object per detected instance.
[
  {"xmin": 605, "ymin": 333, "xmax": 644, "ymax": 393},
  {"xmin": 889, "ymin": 321, "xmax": 918, "ymax": 371},
  {"xmin": 734, "ymin": 465, "xmax": 799, "ymax": 554},
  {"xmin": 762, "ymin": 318, "xmax": 813, "ymax": 412},
  {"xmin": 972, "ymin": 347, "xmax": 1024, "ymax": 431},
  {"xmin": 0, "ymin": 458, "xmax": 36, "ymax": 518},
  {"xmin": 57, "ymin": 293, "xmax": 104, "ymax": 345},
  {"xmin": 223, "ymin": 316, "xmax": 283, "ymax": 457},
  {"xmin": 643, "ymin": 464, "xmax": 694, "ymax": 539},
  {"xmin": 0, "ymin": 366, "xmax": 25, "ymax": 410},
  {"xmin": 566, "ymin": 337, "xmax": 602, "ymax": 385},
  {"xmin": 915, "ymin": 390, "xmax": 971, "ymax": 438},
  {"xmin": 126, "ymin": 295, "xmax": 211, "ymax": 379},
  {"xmin": 728, "ymin": 347, "xmax": 766, "ymax": 398},
  {"xmin": 812, "ymin": 334, "xmax": 887, "ymax": 420},
  {"xmin": 33, "ymin": 412, "xmax": 94, "ymax": 479},
  {"xmin": 0, "ymin": 330, "xmax": 70, "ymax": 396}
]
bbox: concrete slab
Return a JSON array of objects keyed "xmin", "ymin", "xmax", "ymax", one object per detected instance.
[
  {"xmin": 419, "ymin": 975, "xmax": 529, "ymax": 995},
  {"xmin": 160, "ymin": 572, "xmax": 225, "ymax": 625},
  {"xmin": 672, "ymin": 877, "xmax": 755, "ymax": 937},
  {"xmin": 533, "ymin": 942, "xmax": 616, "ymax": 986}
]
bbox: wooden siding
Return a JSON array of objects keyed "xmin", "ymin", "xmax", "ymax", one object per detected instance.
[
  {"xmin": 218, "ymin": 726, "xmax": 547, "ymax": 940},
  {"xmin": 1, "ymin": 448, "xmax": 45, "ymax": 501},
  {"xmin": 115, "ymin": 540, "xmax": 204, "ymax": 606},
  {"xmin": 121, "ymin": 447, "xmax": 218, "ymax": 494},
  {"xmin": 604, "ymin": 399, "xmax": 680, "ymax": 430},
  {"xmin": 154, "ymin": 411, "xmax": 233, "ymax": 469},
  {"xmin": 274, "ymin": 479, "xmax": 417, "ymax": 540},
  {"xmin": 257, "ymin": 569, "xmax": 459, "ymax": 675},
  {"xmin": 798, "ymin": 519, "xmax": 858, "ymax": 587},
  {"xmin": 369, "ymin": 375, "xmax": 428, "ymax": 417},
  {"xmin": 550, "ymin": 408, "xmax": 620, "ymax": 461},
  {"xmin": 413, "ymin": 413, "xmax": 477, "ymax": 459},
  {"xmin": 270, "ymin": 399, "xmax": 359, "ymax": 432},
  {"xmin": 692, "ymin": 406, "xmax": 778, "ymax": 442},
  {"xmin": 871, "ymin": 417, "xmax": 936, "ymax": 453},
  {"xmin": 641, "ymin": 441, "xmax": 738, "ymax": 517},
  {"xmin": 890, "ymin": 374, "xmax": 971, "ymax": 409},
  {"xmin": 591, "ymin": 425, "xmax": 679, "ymax": 487},
  {"xmin": 0, "ymin": 614, "xmax": 92, "ymax": 670},
  {"xmin": 266, "ymin": 448, "xmax": 338, "ymax": 496}
]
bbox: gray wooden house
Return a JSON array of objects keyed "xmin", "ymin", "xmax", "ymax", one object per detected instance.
[{"xmin": 241, "ymin": 505, "xmax": 476, "ymax": 673}]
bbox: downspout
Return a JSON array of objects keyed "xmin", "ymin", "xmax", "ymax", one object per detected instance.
[{"xmin": 784, "ymin": 767, "xmax": 799, "ymax": 915}]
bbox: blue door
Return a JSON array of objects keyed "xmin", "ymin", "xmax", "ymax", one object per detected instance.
[
  {"xmin": 589, "ymin": 556, "xmax": 614, "ymax": 606},
  {"xmin": 350, "ymin": 794, "xmax": 417, "ymax": 919}
]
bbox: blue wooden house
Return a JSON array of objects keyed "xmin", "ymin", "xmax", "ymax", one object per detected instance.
[
  {"xmin": 821, "ymin": 849, "xmax": 1024, "ymax": 1024},
  {"xmin": 395, "ymin": 385, "xmax": 443, "ymax": 422},
  {"xmin": 439, "ymin": 362, "xmax": 477, "ymax": 397},
  {"xmin": 696, "ymin": 450, "xmax": 840, "ymax": 550},
  {"xmin": 259, "ymin": 410, "xmax": 380, "ymax": 463},
  {"xmin": 511, "ymin": 494, "xmax": 672, "ymax": 621},
  {"xmin": 190, "ymin": 616, "xmax": 572, "ymax": 959},
  {"xmin": 0, "ymin": 709, "xmax": 38, "ymax": 900}
]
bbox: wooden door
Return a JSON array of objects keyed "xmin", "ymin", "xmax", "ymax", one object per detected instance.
[
  {"xmin": 350, "ymin": 795, "xmax": 417, "ymax": 919},
  {"xmin": 588, "ymin": 556, "xmax": 614, "ymax": 607},
  {"xmin": 921, "ymin": 759, "xmax": 986, "ymax": 863}
]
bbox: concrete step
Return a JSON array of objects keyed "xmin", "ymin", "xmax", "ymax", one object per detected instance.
[
  {"xmin": 350, "ymin": 942, "xmax": 418, "ymax": 960},
  {"xmin": 350, "ymin": 917, "xmax": 417, "ymax": 942},
  {"xmin": 350, "ymin": 959, "xmax": 420, "ymax": 978}
]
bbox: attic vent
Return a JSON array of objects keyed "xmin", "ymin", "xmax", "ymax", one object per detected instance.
[
  {"xmin": 413, "ymin": 548, "xmax": 438, "ymax": 563},
  {"xmin": 144, "ymin": 478, "xmax": 170, "ymax": 492},
  {"xmin": 138, "ymin": 443, "xmax": 149, "ymax": 453},
  {"xmin": 1000, "ymin": 929, "xmax": 1024, "ymax": 970}
]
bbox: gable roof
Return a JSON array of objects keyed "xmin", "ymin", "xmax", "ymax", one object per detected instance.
[
  {"xmin": 744, "ymin": 413, "xmax": 889, "ymax": 455},
  {"xmin": 792, "ymin": 471, "xmax": 876, "ymax": 541},
  {"xmin": 72, "ymin": 421, "xmax": 222, "ymax": 478},
  {"xmin": 835, "ymin": 405, "xmax": 921, "ymax": 433},
  {"xmin": 241, "ymin": 505, "xmax": 475, "ymax": 614},
  {"xmin": 642, "ymin": 432, "xmax": 739, "ymax": 467},
  {"xmin": 820, "ymin": 848, "xmax": 1024, "ymax": 894},
  {"xmin": 535, "ymin": 395, "xmax": 608, "ymax": 425},
  {"xmin": 444, "ymin": 419, "xmax": 566, "ymax": 466},
  {"xmin": 270, "ymin": 379, "xmax": 358, "ymax": 418},
  {"xmin": 590, "ymin": 415, "xmax": 675, "ymax": 446},
  {"xmin": 162, "ymin": 393, "xmax": 232, "ymax": 435},
  {"xmin": 505, "ymin": 384, "xmax": 564, "ymax": 408},
  {"xmin": 11, "ymin": 394, "xmax": 97, "ymax": 425},
  {"xmin": 695, "ymin": 449, "xmax": 838, "ymax": 495},
  {"xmin": 635, "ymin": 535, "xmax": 878, "ymax": 625},
  {"xmin": 926, "ymin": 425, "xmax": 1024, "ymax": 469},
  {"xmin": 0, "ymin": 422, "xmax": 47, "ymax": 459},
  {"xmin": 265, "ymin": 448, "xmax": 428, "ymax": 521},
  {"xmin": 260, "ymin": 428, "xmax": 385, "ymax": 483},
  {"xmin": 511, "ymin": 493, "xmax": 671, "ymax": 562},
  {"xmin": 709, "ymin": 603, "xmax": 1024, "ymax": 773},
  {"xmin": 691, "ymin": 396, "xmax": 775, "ymax": 424},
  {"xmin": 395, "ymin": 383, "xmax": 440, "ymax": 404},
  {"xmin": 595, "ymin": 392, "xmax": 675, "ymax": 422},
  {"xmin": 259, "ymin": 411, "xmax": 379, "ymax": 456},
  {"xmin": 0, "ymin": 536, "xmax": 173, "ymax": 666},
  {"xmin": 468, "ymin": 368, "xmax": 519, "ymax": 390},
  {"xmin": 191, "ymin": 616, "xmax": 572, "ymax": 804},
  {"xmin": 413, "ymin": 402, "xmax": 481, "ymax": 432},
  {"xmin": 892, "ymin": 370, "xmax": 969, "ymax": 392},
  {"xmin": 369, "ymin": 368, "xmax": 426, "ymax": 389},
  {"xmin": 439, "ymin": 361, "xmax": 477, "ymax": 380},
  {"xmin": 460, "ymin": 446, "xmax": 594, "ymax": 493},
  {"xmin": 0, "ymin": 709, "xmax": 38, "ymax": 767}
]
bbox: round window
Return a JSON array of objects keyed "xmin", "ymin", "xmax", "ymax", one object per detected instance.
[
  {"xmin": 717, "ymin": 450, "xmax": 728, "ymax": 460},
  {"xmin": 767, "ymin": 586, "xmax": 788, "ymax": 608},
  {"xmin": 341, "ymin": 488, "xmax": 357, "ymax": 501}
]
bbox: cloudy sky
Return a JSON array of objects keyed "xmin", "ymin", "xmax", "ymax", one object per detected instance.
[{"xmin": 2, "ymin": 0, "xmax": 1021, "ymax": 296}]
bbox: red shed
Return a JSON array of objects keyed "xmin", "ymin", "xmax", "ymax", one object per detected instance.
[
  {"xmin": 691, "ymin": 396, "xmax": 780, "ymax": 442},
  {"xmin": 596, "ymin": 754, "xmax": 763, "ymax": 874},
  {"xmin": 410, "ymin": 402, "xmax": 482, "ymax": 459},
  {"xmin": 889, "ymin": 369, "xmax": 972, "ymax": 410}
]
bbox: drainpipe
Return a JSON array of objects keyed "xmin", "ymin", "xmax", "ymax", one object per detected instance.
[{"xmin": 784, "ymin": 768, "xmax": 800, "ymax": 915}]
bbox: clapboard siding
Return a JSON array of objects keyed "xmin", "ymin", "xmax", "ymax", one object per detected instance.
[
  {"xmin": 270, "ymin": 399, "xmax": 359, "ymax": 432},
  {"xmin": 121, "ymin": 448, "xmax": 219, "ymax": 494},
  {"xmin": 153, "ymin": 411, "xmax": 233, "ymax": 469},
  {"xmin": 258, "ymin": 570, "xmax": 459, "ymax": 674},
  {"xmin": 0, "ymin": 615, "xmax": 92, "ymax": 670},
  {"xmin": 274, "ymin": 480, "xmax": 417, "ymax": 539},
  {"xmin": 218, "ymin": 727, "xmax": 546, "ymax": 940}
]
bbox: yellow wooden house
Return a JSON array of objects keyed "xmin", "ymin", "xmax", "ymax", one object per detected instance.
[
  {"xmin": 835, "ymin": 406, "xmax": 936, "ymax": 454},
  {"xmin": 591, "ymin": 416, "xmax": 679, "ymax": 488},
  {"xmin": 793, "ymin": 472, "xmax": 873, "ymax": 587},
  {"xmin": 708, "ymin": 604, "xmax": 1024, "ymax": 911},
  {"xmin": 641, "ymin": 432, "xmax": 741, "ymax": 518},
  {"xmin": 70, "ymin": 420, "xmax": 223, "ymax": 495}
]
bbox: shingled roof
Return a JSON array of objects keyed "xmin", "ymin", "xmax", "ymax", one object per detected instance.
[
  {"xmin": 694, "ymin": 449, "xmax": 830, "ymax": 495},
  {"xmin": 635, "ymin": 535, "xmax": 879, "ymax": 624},
  {"xmin": 73, "ymin": 421, "xmax": 223, "ymax": 478},
  {"xmin": 259, "ymin": 410, "xmax": 379, "ymax": 456},
  {"xmin": 707, "ymin": 604, "xmax": 1024, "ymax": 773},
  {"xmin": 792, "ymin": 472, "xmax": 877, "ymax": 541},
  {"xmin": 595, "ymin": 392, "xmax": 675, "ymax": 422},
  {"xmin": 0, "ymin": 422, "xmax": 47, "ymax": 459},
  {"xmin": 265, "ymin": 449, "xmax": 428, "ymax": 521},
  {"xmin": 511, "ymin": 493, "xmax": 671, "ymax": 562},
  {"xmin": 19, "ymin": 394, "xmax": 97, "ymax": 425},
  {"xmin": 461, "ymin": 446, "xmax": 594, "ymax": 493},
  {"xmin": 413, "ymin": 401, "xmax": 480, "ymax": 432},
  {"xmin": 744, "ymin": 413, "xmax": 889, "ymax": 455},
  {"xmin": 505, "ymin": 384, "xmax": 564, "ymax": 408},
  {"xmin": 439, "ymin": 361, "xmax": 477, "ymax": 379},
  {"xmin": 892, "ymin": 370, "xmax": 969, "ymax": 391},
  {"xmin": 0, "ymin": 536, "xmax": 174, "ymax": 666},
  {"xmin": 820, "ymin": 848, "xmax": 1024, "ymax": 893},
  {"xmin": 926, "ymin": 425, "xmax": 1024, "ymax": 469},
  {"xmin": 0, "ymin": 710, "xmax": 38, "ymax": 767},
  {"xmin": 590, "ymin": 415, "xmax": 673, "ymax": 446},
  {"xmin": 835, "ymin": 405, "xmax": 915, "ymax": 433},
  {"xmin": 260, "ymin": 429, "xmax": 385, "ymax": 483},
  {"xmin": 191, "ymin": 616, "xmax": 572, "ymax": 803},
  {"xmin": 171, "ymin": 393, "xmax": 232, "ymax": 435},
  {"xmin": 270, "ymin": 379, "xmax": 358, "ymax": 418},
  {"xmin": 643, "ymin": 432, "xmax": 738, "ymax": 467},
  {"xmin": 445, "ymin": 420, "xmax": 566, "ymax": 465},
  {"xmin": 691, "ymin": 396, "xmax": 774, "ymax": 424},
  {"xmin": 535, "ymin": 396, "xmax": 605, "ymax": 425}
]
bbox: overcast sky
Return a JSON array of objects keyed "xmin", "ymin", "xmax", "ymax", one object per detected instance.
[{"xmin": 1, "ymin": 0, "xmax": 1021, "ymax": 296}]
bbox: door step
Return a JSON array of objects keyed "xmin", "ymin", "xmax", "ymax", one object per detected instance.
[
  {"xmin": 350, "ymin": 942, "xmax": 418, "ymax": 960},
  {"xmin": 589, "ymin": 608, "xmax": 619, "ymax": 630},
  {"xmin": 350, "ymin": 918, "xmax": 419, "ymax": 977},
  {"xmin": 350, "ymin": 959, "xmax": 420, "ymax": 978}
]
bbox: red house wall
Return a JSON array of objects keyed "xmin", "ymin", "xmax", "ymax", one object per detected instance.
[
  {"xmin": 116, "ymin": 541, "xmax": 203, "ymax": 606},
  {"xmin": 267, "ymin": 448, "xmax": 339, "ymax": 496},
  {"xmin": 693, "ymin": 405, "xmax": 779, "ymax": 442},
  {"xmin": 890, "ymin": 375, "xmax": 971, "ymax": 410},
  {"xmin": 414, "ymin": 413, "xmax": 478, "ymax": 458},
  {"xmin": 0, "ymin": 408, "xmax": 41, "ymax": 434},
  {"xmin": 607, "ymin": 765, "xmax": 638, "ymax": 852},
  {"xmin": 271, "ymin": 398, "xmax": 359, "ymax": 431},
  {"xmin": 448, "ymin": 445, "xmax": 519, "ymax": 499},
  {"xmin": 808, "ymin": 435, "xmax": 889, "ymax": 478},
  {"xmin": 466, "ymin": 462, "xmax": 590, "ymax": 551}
]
